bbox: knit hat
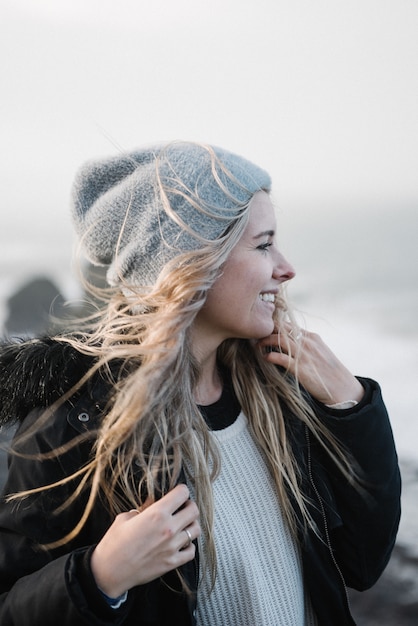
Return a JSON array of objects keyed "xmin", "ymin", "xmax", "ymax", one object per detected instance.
[{"xmin": 71, "ymin": 141, "xmax": 271, "ymax": 287}]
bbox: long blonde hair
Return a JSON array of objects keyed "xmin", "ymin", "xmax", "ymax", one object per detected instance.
[{"xmin": 10, "ymin": 149, "xmax": 358, "ymax": 589}]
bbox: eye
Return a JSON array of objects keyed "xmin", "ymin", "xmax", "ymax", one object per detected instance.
[{"xmin": 257, "ymin": 242, "xmax": 273, "ymax": 252}]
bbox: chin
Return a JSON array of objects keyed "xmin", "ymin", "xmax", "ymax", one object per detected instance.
[{"xmin": 251, "ymin": 325, "xmax": 275, "ymax": 340}]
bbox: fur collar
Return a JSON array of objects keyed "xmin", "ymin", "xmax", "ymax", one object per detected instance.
[{"xmin": 0, "ymin": 337, "xmax": 95, "ymax": 426}]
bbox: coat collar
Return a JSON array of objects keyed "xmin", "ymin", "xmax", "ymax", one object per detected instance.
[{"xmin": 0, "ymin": 337, "xmax": 95, "ymax": 426}]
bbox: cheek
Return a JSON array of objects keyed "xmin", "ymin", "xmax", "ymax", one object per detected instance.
[
  {"xmin": 224, "ymin": 273, "xmax": 262, "ymax": 311},
  {"xmin": 209, "ymin": 254, "xmax": 265, "ymax": 312}
]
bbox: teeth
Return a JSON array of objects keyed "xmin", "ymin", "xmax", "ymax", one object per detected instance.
[{"xmin": 259, "ymin": 293, "xmax": 275, "ymax": 303}]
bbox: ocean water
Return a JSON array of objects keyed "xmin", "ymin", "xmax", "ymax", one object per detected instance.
[{"xmin": 281, "ymin": 204, "xmax": 418, "ymax": 464}]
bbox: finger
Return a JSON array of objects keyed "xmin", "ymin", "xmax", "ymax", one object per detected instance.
[
  {"xmin": 159, "ymin": 484, "xmax": 191, "ymax": 515},
  {"xmin": 258, "ymin": 327, "xmax": 303, "ymax": 351},
  {"xmin": 115, "ymin": 509, "xmax": 141, "ymax": 523},
  {"xmin": 171, "ymin": 498, "xmax": 200, "ymax": 536},
  {"xmin": 264, "ymin": 350, "xmax": 294, "ymax": 371},
  {"xmin": 180, "ymin": 526, "xmax": 193, "ymax": 550},
  {"xmin": 258, "ymin": 333, "xmax": 279, "ymax": 347},
  {"xmin": 257, "ymin": 334, "xmax": 281, "ymax": 354},
  {"xmin": 178, "ymin": 520, "xmax": 200, "ymax": 551},
  {"xmin": 259, "ymin": 335, "xmax": 299, "ymax": 362}
]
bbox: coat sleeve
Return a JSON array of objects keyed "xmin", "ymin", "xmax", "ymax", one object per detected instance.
[
  {"xmin": 311, "ymin": 377, "xmax": 401, "ymax": 590},
  {"xmin": 0, "ymin": 406, "xmax": 130, "ymax": 626}
]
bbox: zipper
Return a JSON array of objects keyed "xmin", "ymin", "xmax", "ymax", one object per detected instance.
[{"xmin": 305, "ymin": 426, "xmax": 353, "ymax": 618}]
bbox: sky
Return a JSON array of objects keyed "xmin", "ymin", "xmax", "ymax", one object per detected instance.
[
  {"xmin": 2, "ymin": 1, "xmax": 417, "ymax": 209},
  {"xmin": 0, "ymin": 0, "xmax": 417, "ymax": 289}
]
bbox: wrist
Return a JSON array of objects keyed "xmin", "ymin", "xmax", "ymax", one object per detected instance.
[
  {"xmin": 91, "ymin": 546, "xmax": 127, "ymax": 600},
  {"xmin": 328, "ymin": 378, "xmax": 365, "ymax": 406}
]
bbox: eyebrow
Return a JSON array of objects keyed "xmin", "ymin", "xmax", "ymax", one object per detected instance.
[{"xmin": 253, "ymin": 230, "xmax": 275, "ymax": 240}]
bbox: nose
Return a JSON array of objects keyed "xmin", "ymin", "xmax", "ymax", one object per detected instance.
[{"xmin": 273, "ymin": 253, "xmax": 296, "ymax": 283}]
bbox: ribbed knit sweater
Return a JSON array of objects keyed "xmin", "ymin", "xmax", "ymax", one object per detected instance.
[{"xmin": 194, "ymin": 411, "xmax": 317, "ymax": 626}]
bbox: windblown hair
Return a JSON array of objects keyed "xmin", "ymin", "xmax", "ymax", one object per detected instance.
[{"xmin": 9, "ymin": 147, "xmax": 358, "ymax": 590}]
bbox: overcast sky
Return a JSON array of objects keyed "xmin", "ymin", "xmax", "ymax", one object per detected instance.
[{"xmin": 1, "ymin": 0, "xmax": 417, "ymax": 274}]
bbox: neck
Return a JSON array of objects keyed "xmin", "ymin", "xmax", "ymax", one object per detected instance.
[
  {"xmin": 190, "ymin": 322, "xmax": 226, "ymax": 405},
  {"xmin": 195, "ymin": 356, "xmax": 223, "ymax": 406},
  {"xmin": 192, "ymin": 341, "xmax": 224, "ymax": 406}
]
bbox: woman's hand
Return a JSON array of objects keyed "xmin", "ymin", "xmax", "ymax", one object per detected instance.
[
  {"xmin": 259, "ymin": 325, "xmax": 364, "ymax": 406},
  {"xmin": 90, "ymin": 484, "xmax": 200, "ymax": 598}
]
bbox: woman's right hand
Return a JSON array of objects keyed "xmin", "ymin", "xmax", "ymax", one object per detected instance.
[{"xmin": 90, "ymin": 484, "xmax": 200, "ymax": 598}]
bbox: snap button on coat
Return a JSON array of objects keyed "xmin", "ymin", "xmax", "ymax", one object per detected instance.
[{"xmin": 77, "ymin": 412, "xmax": 90, "ymax": 422}]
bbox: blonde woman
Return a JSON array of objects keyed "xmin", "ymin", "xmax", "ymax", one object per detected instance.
[{"xmin": 0, "ymin": 142, "xmax": 400, "ymax": 625}]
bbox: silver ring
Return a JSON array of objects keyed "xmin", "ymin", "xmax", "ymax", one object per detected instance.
[
  {"xmin": 289, "ymin": 329, "xmax": 302, "ymax": 341},
  {"xmin": 183, "ymin": 528, "xmax": 192, "ymax": 548}
]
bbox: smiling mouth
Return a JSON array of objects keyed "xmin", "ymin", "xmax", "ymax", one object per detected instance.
[{"xmin": 259, "ymin": 293, "xmax": 275, "ymax": 303}]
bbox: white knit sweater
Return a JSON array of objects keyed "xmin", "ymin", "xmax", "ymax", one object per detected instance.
[{"xmin": 195, "ymin": 412, "xmax": 317, "ymax": 626}]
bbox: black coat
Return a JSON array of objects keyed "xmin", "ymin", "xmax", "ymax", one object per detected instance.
[{"xmin": 0, "ymin": 339, "xmax": 401, "ymax": 625}]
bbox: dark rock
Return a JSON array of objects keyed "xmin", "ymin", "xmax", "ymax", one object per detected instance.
[
  {"xmin": 2, "ymin": 265, "xmax": 109, "ymax": 338},
  {"xmin": 349, "ymin": 545, "xmax": 418, "ymax": 625},
  {"xmin": 3, "ymin": 276, "xmax": 66, "ymax": 336}
]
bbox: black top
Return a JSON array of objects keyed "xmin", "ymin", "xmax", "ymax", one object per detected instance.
[{"xmin": 197, "ymin": 373, "xmax": 241, "ymax": 431}]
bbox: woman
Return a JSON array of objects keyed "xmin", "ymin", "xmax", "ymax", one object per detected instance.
[{"xmin": 0, "ymin": 142, "xmax": 400, "ymax": 625}]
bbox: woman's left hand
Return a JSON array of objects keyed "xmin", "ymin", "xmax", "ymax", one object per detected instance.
[{"xmin": 259, "ymin": 326, "xmax": 365, "ymax": 406}]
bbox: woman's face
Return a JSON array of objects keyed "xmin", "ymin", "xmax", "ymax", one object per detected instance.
[{"xmin": 194, "ymin": 191, "xmax": 295, "ymax": 348}]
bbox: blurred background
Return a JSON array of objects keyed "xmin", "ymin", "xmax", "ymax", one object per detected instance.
[{"xmin": 1, "ymin": 1, "xmax": 417, "ymax": 622}]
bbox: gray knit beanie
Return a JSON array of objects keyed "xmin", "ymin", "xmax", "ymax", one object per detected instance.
[{"xmin": 71, "ymin": 141, "xmax": 271, "ymax": 287}]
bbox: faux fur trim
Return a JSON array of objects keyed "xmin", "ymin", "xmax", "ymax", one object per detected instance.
[{"xmin": 0, "ymin": 337, "xmax": 95, "ymax": 425}]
